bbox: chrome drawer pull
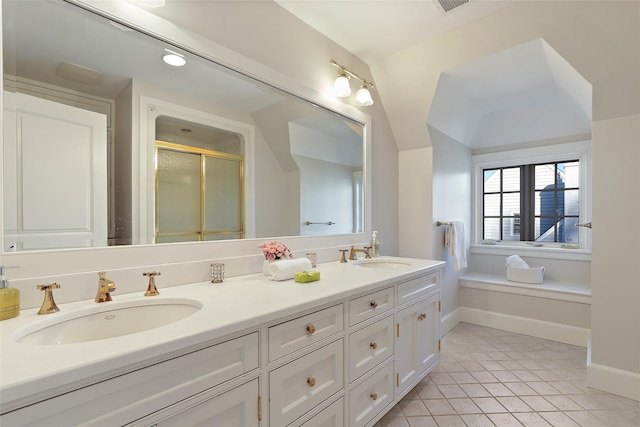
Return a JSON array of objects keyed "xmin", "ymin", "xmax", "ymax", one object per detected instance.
[{"xmin": 307, "ymin": 377, "xmax": 316, "ymax": 387}]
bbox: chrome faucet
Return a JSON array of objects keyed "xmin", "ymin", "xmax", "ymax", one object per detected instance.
[
  {"xmin": 95, "ymin": 271, "xmax": 116, "ymax": 303},
  {"xmin": 349, "ymin": 245, "xmax": 372, "ymax": 261}
]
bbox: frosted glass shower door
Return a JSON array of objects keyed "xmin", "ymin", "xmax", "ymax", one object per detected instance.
[
  {"xmin": 155, "ymin": 142, "xmax": 244, "ymax": 243},
  {"xmin": 204, "ymin": 156, "xmax": 244, "ymax": 240},
  {"xmin": 156, "ymin": 149, "xmax": 201, "ymax": 243}
]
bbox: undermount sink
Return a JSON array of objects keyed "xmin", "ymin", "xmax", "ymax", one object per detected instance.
[
  {"xmin": 354, "ymin": 259, "xmax": 412, "ymax": 269},
  {"xmin": 15, "ymin": 298, "xmax": 202, "ymax": 345}
]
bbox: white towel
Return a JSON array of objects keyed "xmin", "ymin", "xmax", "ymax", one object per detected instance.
[
  {"xmin": 444, "ymin": 221, "xmax": 467, "ymax": 272},
  {"xmin": 506, "ymin": 255, "xmax": 529, "ymax": 268},
  {"xmin": 268, "ymin": 258, "xmax": 312, "ymax": 281}
]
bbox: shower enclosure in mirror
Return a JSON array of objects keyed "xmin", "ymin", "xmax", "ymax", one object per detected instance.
[{"xmin": 2, "ymin": 0, "xmax": 366, "ymax": 251}]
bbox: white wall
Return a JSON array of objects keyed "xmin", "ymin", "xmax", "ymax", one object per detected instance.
[
  {"xmin": 430, "ymin": 128, "xmax": 471, "ymax": 321},
  {"xmin": 589, "ymin": 114, "xmax": 640, "ymax": 400}
]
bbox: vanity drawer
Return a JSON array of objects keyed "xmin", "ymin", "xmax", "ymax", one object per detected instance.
[
  {"xmin": 396, "ymin": 272, "xmax": 438, "ymax": 306},
  {"xmin": 348, "ymin": 361, "xmax": 394, "ymax": 427},
  {"xmin": 0, "ymin": 332, "xmax": 259, "ymax": 426},
  {"xmin": 348, "ymin": 315, "xmax": 394, "ymax": 383},
  {"xmin": 296, "ymin": 397, "xmax": 344, "ymax": 427},
  {"xmin": 349, "ymin": 287, "xmax": 394, "ymax": 326},
  {"xmin": 269, "ymin": 304, "xmax": 344, "ymax": 362},
  {"xmin": 269, "ymin": 339, "xmax": 344, "ymax": 427}
]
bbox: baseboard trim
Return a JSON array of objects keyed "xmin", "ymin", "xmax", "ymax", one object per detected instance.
[
  {"xmin": 441, "ymin": 307, "xmax": 589, "ymax": 347},
  {"xmin": 588, "ymin": 363, "xmax": 640, "ymax": 401}
]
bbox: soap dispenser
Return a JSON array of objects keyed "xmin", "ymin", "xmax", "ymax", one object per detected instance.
[
  {"xmin": 370, "ymin": 231, "xmax": 381, "ymax": 257},
  {"xmin": 0, "ymin": 266, "xmax": 20, "ymax": 320}
]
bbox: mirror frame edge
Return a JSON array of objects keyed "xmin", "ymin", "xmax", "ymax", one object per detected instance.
[{"xmin": 0, "ymin": 0, "xmax": 373, "ymax": 280}]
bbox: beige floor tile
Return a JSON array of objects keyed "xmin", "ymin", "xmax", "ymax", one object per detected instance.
[
  {"xmin": 432, "ymin": 414, "xmax": 466, "ymax": 426},
  {"xmin": 513, "ymin": 412, "xmax": 553, "ymax": 426},
  {"xmin": 487, "ymin": 413, "xmax": 525, "ymax": 425},
  {"xmin": 459, "ymin": 413, "xmax": 495, "ymax": 427},
  {"xmin": 406, "ymin": 415, "xmax": 438, "ymax": 427},
  {"xmin": 520, "ymin": 395, "xmax": 558, "ymax": 412},
  {"xmin": 539, "ymin": 411, "xmax": 582, "ymax": 427},
  {"xmin": 504, "ymin": 382, "xmax": 538, "ymax": 396},
  {"xmin": 416, "ymin": 384, "xmax": 444, "ymax": 399},
  {"xmin": 460, "ymin": 383, "xmax": 492, "ymax": 398},
  {"xmin": 400, "ymin": 399, "xmax": 430, "ymax": 417},
  {"xmin": 423, "ymin": 399, "xmax": 457, "ymax": 416},
  {"xmin": 472, "ymin": 397, "xmax": 508, "ymax": 413},
  {"xmin": 483, "ymin": 382, "xmax": 515, "ymax": 397},
  {"xmin": 437, "ymin": 384, "xmax": 467, "ymax": 398},
  {"xmin": 496, "ymin": 396, "xmax": 533, "ymax": 413},
  {"xmin": 447, "ymin": 397, "xmax": 482, "ymax": 414},
  {"xmin": 378, "ymin": 324, "xmax": 638, "ymax": 427}
]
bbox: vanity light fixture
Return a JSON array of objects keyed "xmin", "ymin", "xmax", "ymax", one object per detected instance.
[
  {"xmin": 354, "ymin": 82, "xmax": 374, "ymax": 106},
  {"xmin": 162, "ymin": 49, "xmax": 186, "ymax": 67},
  {"xmin": 330, "ymin": 59, "xmax": 374, "ymax": 106}
]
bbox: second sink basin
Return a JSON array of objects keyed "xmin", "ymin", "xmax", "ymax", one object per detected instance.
[{"xmin": 15, "ymin": 298, "xmax": 202, "ymax": 345}]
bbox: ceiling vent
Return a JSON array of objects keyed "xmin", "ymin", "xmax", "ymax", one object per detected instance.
[{"xmin": 435, "ymin": 0, "xmax": 470, "ymax": 13}]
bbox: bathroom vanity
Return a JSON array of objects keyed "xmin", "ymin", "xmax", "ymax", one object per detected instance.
[{"xmin": 0, "ymin": 257, "xmax": 444, "ymax": 427}]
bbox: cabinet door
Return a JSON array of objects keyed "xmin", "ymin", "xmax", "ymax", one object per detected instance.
[
  {"xmin": 416, "ymin": 293, "xmax": 440, "ymax": 374},
  {"xmin": 141, "ymin": 379, "xmax": 259, "ymax": 427},
  {"xmin": 395, "ymin": 293, "xmax": 440, "ymax": 395}
]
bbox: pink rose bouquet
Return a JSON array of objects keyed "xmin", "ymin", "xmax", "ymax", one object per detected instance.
[{"xmin": 258, "ymin": 241, "xmax": 293, "ymax": 261}]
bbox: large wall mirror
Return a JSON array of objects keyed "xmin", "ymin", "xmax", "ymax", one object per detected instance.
[{"xmin": 2, "ymin": 0, "xmax": 367, "ymax": 253}]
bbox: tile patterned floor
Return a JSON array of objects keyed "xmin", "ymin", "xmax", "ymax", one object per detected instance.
[{"xmin": 374, "ymin": 323, "xmax": 640, "ymax": 427}]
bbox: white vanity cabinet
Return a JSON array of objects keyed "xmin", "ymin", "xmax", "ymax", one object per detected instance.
[{"xmin": 0, "ymin": 260, "xmax": 444, "ymax": 427}]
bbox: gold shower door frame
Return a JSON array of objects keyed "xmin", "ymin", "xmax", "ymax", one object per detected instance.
[{"xmin": 155, "ymin": 141, "xmax": 245, "ymax": 243}]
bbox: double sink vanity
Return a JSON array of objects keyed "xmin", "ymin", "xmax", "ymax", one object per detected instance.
[{"xmin": 0, "ymin": 257, "xmax": 444, "ymax": 427}]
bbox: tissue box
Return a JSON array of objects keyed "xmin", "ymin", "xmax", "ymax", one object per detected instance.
[
  {"xmin": 294, "ymin": 270, "xmax": 320, "ymax": 283},
  {"xmin": 505, "ymin": 265, "xmax": 544, "ymax": 284}
]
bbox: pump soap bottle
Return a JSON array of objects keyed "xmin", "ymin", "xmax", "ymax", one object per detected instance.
[
  {"xmin": 0, "ymin": 266, "xmax": 20, "ymax": 320},
  {"xmin": 370, "ymin": 231, "xmax": 381, "ymax": 257}
]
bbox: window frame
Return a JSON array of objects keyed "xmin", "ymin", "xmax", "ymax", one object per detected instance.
[{"xmin": 472, "ymin": 141, "xmax": 592, "ymax": 260}]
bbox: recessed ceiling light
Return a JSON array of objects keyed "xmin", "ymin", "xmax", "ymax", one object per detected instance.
[{"xmin": 162, "ymin": 49, "xmax": 186, "ymax": 67}]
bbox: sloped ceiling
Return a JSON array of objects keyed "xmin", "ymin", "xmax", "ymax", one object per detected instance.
[{"xmin": 427, "ymin": 38, "xmax": 592, "ymax": 149}]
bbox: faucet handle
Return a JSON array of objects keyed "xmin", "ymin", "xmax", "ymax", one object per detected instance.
[
  {"xmin": 37, "ymin": 283, "xmax": 60, "ymax": 315},
  {"xmin": 339, "ymin": 250, "xmax": 348, "ymax": 263},
  {"xmin": 143, "ymin": 271, "xmax": 161, "ymax": 296},
  {"xmin": 363, "ymin": 246, "xmax": 372, "ymax": 259}
]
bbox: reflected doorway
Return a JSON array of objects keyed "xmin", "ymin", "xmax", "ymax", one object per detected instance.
[{"xmin": 155, "ymin": 116, "xmax": 245, "ymax": 243}]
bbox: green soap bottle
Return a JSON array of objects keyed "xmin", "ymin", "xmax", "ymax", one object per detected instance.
[{"xmin": 0, "ymin": 266, "xmax": 20, "ymax": 320}]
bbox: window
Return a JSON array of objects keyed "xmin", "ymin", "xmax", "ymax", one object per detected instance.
[
  {"xmin": 482, "ymin": 161, "xmax": 580, "ymax": 243},
  {"xmin": 473, "ymin": 142, "xmax": 591, "ymax": 251}
]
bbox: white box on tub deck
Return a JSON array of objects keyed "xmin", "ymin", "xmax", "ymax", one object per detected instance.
[{"xmin": 505, "ymin": 265, "xmax": 545, "ymax": 284}]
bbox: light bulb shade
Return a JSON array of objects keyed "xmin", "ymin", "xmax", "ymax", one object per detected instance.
[
  {"xmin": 355, "ymin": 86, "xmax": 374, "ymax": 106},
  {"xmin": 333, "ymin": 75, "xmax": 351, "ymax": 97}
]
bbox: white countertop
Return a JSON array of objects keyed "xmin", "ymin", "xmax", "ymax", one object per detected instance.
[{"xmin": 0, "ymin": 257, "xmax": 444, "ymax": 412}]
